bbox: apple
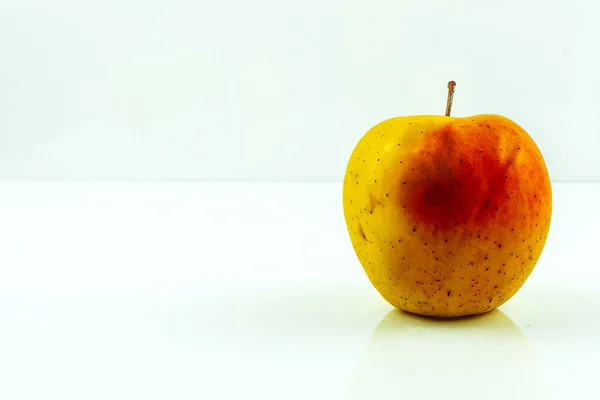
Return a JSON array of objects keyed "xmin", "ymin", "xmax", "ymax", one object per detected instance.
[{"xmin": 342, "ymin": 81, "xmax": 552, "ymax": 317}]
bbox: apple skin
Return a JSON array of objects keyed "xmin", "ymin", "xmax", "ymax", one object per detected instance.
[{"xmin": 343, "ymin": 114, "xmax": 552, "ymax": 317}]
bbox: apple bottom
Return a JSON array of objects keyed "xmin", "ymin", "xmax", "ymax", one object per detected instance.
[{"xmin": 361, "ymin": 220, "xmax": 550, "ymax": 318}]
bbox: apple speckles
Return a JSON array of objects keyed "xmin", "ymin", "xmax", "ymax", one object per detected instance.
[
  {"xmin": 368, "ymin": 193, "xmax": 381, "ymax": 214},
  {"xmin": 358, "ymin": 224, "xmax": 367, "ymax": 241}
]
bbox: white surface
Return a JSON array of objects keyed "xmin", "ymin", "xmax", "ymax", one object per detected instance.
[
  {"xmin": 0, "ymin": 0, "xmax": 598, "ymax": 181},
  {"xmin": 0, "ymin": 181, "xmax": 597, "ymax": 399}
]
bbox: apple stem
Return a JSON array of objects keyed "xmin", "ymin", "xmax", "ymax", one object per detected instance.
[{"xmin": 445, "ymin": 81, "xmax": 456, "ymax": 116}]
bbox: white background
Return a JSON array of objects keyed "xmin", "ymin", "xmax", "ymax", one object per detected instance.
[{"xmin": 1, "ymin": 0, "xmax": 598, "ymax": 181}]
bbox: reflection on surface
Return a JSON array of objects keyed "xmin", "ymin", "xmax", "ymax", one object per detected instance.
[{"xmin": 349, "ymin": 309, "xmax": 545, "ymax": 400}]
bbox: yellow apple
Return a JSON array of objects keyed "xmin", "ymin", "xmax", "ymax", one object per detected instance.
[{"xmin": 342, "ymin": 82, "xmax": 552, "ymax": 317}]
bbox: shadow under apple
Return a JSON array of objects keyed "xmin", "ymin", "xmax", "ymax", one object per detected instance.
[{"xmin": 348, "ymin": 308, "xmax": 545, "ymax": 400}]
